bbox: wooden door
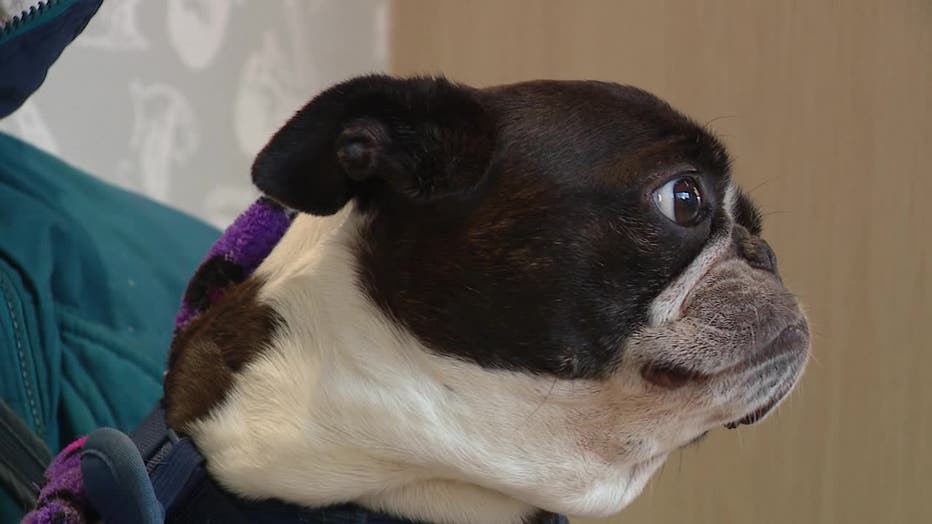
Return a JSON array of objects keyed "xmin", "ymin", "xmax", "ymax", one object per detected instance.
[{"xmin": 391, "ymin": 2, "xmax": 932, "ymax": 522}]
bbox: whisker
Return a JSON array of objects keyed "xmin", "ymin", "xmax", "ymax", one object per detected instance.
[
  {"xmin": 703, "ymin": 115, "xmax": 740, "ymax": 129},
  {"xmin": 807, "ymin": 351, "xmax": 822, "ymax": 367},
  {"xmin": 746, "ymin": 178, "xmax": 776, "ymax": 195},
  {"xmin": 760, "ymin": 210, "xmax": 789, "ymax": 218}
]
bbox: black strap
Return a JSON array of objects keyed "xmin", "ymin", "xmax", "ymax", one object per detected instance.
[
  {"xmin": 83, "ymin": 405, "xmax": 248, "ymax": 523},
  {"xmin": 89, "ymin": 404, "xmax": 569, "ymax": 524},
  {"xmin": 0, "ymin": 399, "xmax": 52, "ymax": 510},
  {"xmin": 119, "ymin": 406, "xmax": 423, "ymax": 523}
]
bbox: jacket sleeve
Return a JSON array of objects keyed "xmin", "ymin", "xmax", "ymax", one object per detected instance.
[{"xmin": 0, "ymin": 0, "xmax": 103, "ymax": 118}]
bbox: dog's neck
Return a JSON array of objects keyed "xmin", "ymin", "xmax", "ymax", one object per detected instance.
[{"xmin": 185, "ymin": 209, "xmax": 646, "ymax": 524}]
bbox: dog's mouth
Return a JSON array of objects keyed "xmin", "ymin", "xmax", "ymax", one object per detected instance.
[
  {"xmin": 723, "ymin": 387, "xmax": 789, "ymax": 429},
  {"xmin": 722, "ymin": 361, "xmax": 802, "ymax": 429},
  {"xmin": 722, "ymin": 322, "xmax": 809, "ymax": 429}
]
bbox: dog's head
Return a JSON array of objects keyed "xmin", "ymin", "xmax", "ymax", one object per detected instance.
[
  {"xmin": 168, "ymin": 75, "xmax": 809, "ymax": 521},
  {"xmin": 253, "ymin": 74, "xmax": 808, "ymax": 414}
]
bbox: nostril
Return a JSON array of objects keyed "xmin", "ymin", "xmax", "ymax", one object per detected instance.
[
  {"xmin": 754, "ymin": 238, "xmax": 778, "ymax": 274},
  {"xmin": 641, "ymin": 363, "xmax": 704, "ymax": 390}
]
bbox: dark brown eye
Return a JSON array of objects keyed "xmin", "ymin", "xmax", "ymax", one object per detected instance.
[{"xmin": 653, "ymin": 176, "xmax": 703, "ymax": 226}]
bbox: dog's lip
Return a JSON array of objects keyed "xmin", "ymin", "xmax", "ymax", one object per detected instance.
[
  {"xmin": 723, "ymin": 373, "xmax": 797, "ymax": 429},
  {"xmin": 685, "ymin": 430, "xmax": 710, "ymax": 446},
  {"xmin": 723, "ymin": 323, "xmax": 808, "ymax": 429},
  {"xmin": 724, "ymin": 395, "xmax": 781, "ymax": 429}
]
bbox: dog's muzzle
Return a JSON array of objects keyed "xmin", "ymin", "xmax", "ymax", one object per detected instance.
[{"xmin": 633, "ymin": 230, "xmax": 810, "ymax": 431}]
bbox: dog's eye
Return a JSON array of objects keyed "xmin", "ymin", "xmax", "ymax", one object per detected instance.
[{"xmin": 653, "ymin": 176, "xmax": 702, "ymax": 226}]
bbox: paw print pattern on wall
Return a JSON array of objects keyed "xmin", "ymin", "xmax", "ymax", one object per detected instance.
[
  {"xmin": 116, "ymin": 81, "xmax": 199, "ymax": 205},
  {"xmin": 0, "ymin": 0, "xmax": 388, "ymax": 228},
  {"xmin": 75, "ymin": 0, "xmax": 149, "ymax": 51},
  {"xmin": 233, "ymin": 30, "xmax": 309, "ymax": 160},
  {"xmin": 167, "ymin": 0, "xmax": 231, "ymax": 70},
  {"xmin": 234, "ymin": 0, "xmax": 325, "ymax": 159}
]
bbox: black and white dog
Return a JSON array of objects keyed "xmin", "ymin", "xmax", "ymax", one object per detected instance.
[{"xmin": 163, "ymin": 76, "xmax": 810, "ymax": 524}]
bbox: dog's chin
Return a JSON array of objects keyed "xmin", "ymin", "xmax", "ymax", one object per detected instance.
[
  {"xmin": 619, "ymin": 453, "xmax": 669, "ymax": 505},
  {"xmin": 557, "ymin": 453, "xmax": 670, "ymax": 519}
]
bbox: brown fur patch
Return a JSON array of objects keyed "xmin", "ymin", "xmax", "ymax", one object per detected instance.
[{"xmin": 163, "ymin": 278, "xmax": 283, "ymax": 431}]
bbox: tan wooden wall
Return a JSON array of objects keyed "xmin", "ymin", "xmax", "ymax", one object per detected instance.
[{"xmin": 390, "ymin": 2, "xmax": 932, "ymax": 522}]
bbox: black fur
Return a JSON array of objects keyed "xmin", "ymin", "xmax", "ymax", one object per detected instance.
[
  {"xmin": 253, "ymin": 76, "xmax": 765, "ymax": 379},
  {"xmin": 733, "ymin": 189, "xmax": 763, "ymax": 235},
  {"xmin": 183, "ymin": 257, "xmax": 244, "ymax": 311},
  {"xmin": 252, "ymin": 75, "xmax": 495, "ymax": 214}
]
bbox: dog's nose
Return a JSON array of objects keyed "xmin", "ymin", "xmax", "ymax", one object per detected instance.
[{"xmin": 733, "ymin": 225, "xmax": 778, "ymax": 274}]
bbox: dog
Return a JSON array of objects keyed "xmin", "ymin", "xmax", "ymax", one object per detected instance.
[{"xmin": 162, "ymin": 75, "xmax": 810, "ymax": 524}]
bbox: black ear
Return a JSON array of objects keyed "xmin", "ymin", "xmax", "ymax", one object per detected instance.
[{"xmin": 251, "ymin": 75, "xmax": 496, "ymax": 215}]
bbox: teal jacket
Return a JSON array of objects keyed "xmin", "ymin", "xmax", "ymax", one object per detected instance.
[
  {"xmin": 0, "ymin": 132, "xmax": 218, "ymax": 449},
  {"xmin": 1, "ymin": 2, "xmax": 219, "ymax": 519}
]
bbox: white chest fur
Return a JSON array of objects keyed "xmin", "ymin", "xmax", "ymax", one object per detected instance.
[{"xmin": 185, "ymin": 209, "xmax": 672, "ymax": 524}]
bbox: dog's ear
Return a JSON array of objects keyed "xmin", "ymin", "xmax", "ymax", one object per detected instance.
[{"xmin": 251, "ymin": 75, "xmax": 496, "ymax": 215}]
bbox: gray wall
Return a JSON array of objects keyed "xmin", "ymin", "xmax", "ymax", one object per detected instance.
[{"xmin": 1, "ymin": 0, "xmax": 388, "ymax": 227}]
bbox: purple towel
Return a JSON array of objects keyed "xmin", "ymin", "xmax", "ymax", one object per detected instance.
[
  {"xmin": 21, "ymin": 438, "xmax": 92, "ymax": 524},
  {"xmin": 174, "ymin": 197, "xmax": 294, "ymax": 331},
  {"xmin": 20, "ymin": 197, "xmax": 295, "ymax": 524}
]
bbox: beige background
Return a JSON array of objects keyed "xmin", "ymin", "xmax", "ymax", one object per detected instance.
[{"xmin": 391, "ymin": 1, "xmax": 931, "ymax": 523}]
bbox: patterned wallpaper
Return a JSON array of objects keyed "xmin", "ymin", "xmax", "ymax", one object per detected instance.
[{"xmin": 0, "ymin": 0, "xmax": 389, "ymax": 227}]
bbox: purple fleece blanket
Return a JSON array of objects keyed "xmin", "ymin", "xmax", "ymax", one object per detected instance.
[{"xmin": 21, "ymin": 198, "xmax": 295, "ymax": 524}]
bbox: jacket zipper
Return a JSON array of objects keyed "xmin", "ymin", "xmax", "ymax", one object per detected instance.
[{"xmin": 0, "ymin": 0, "xmax": 62, "ymax": 42}]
